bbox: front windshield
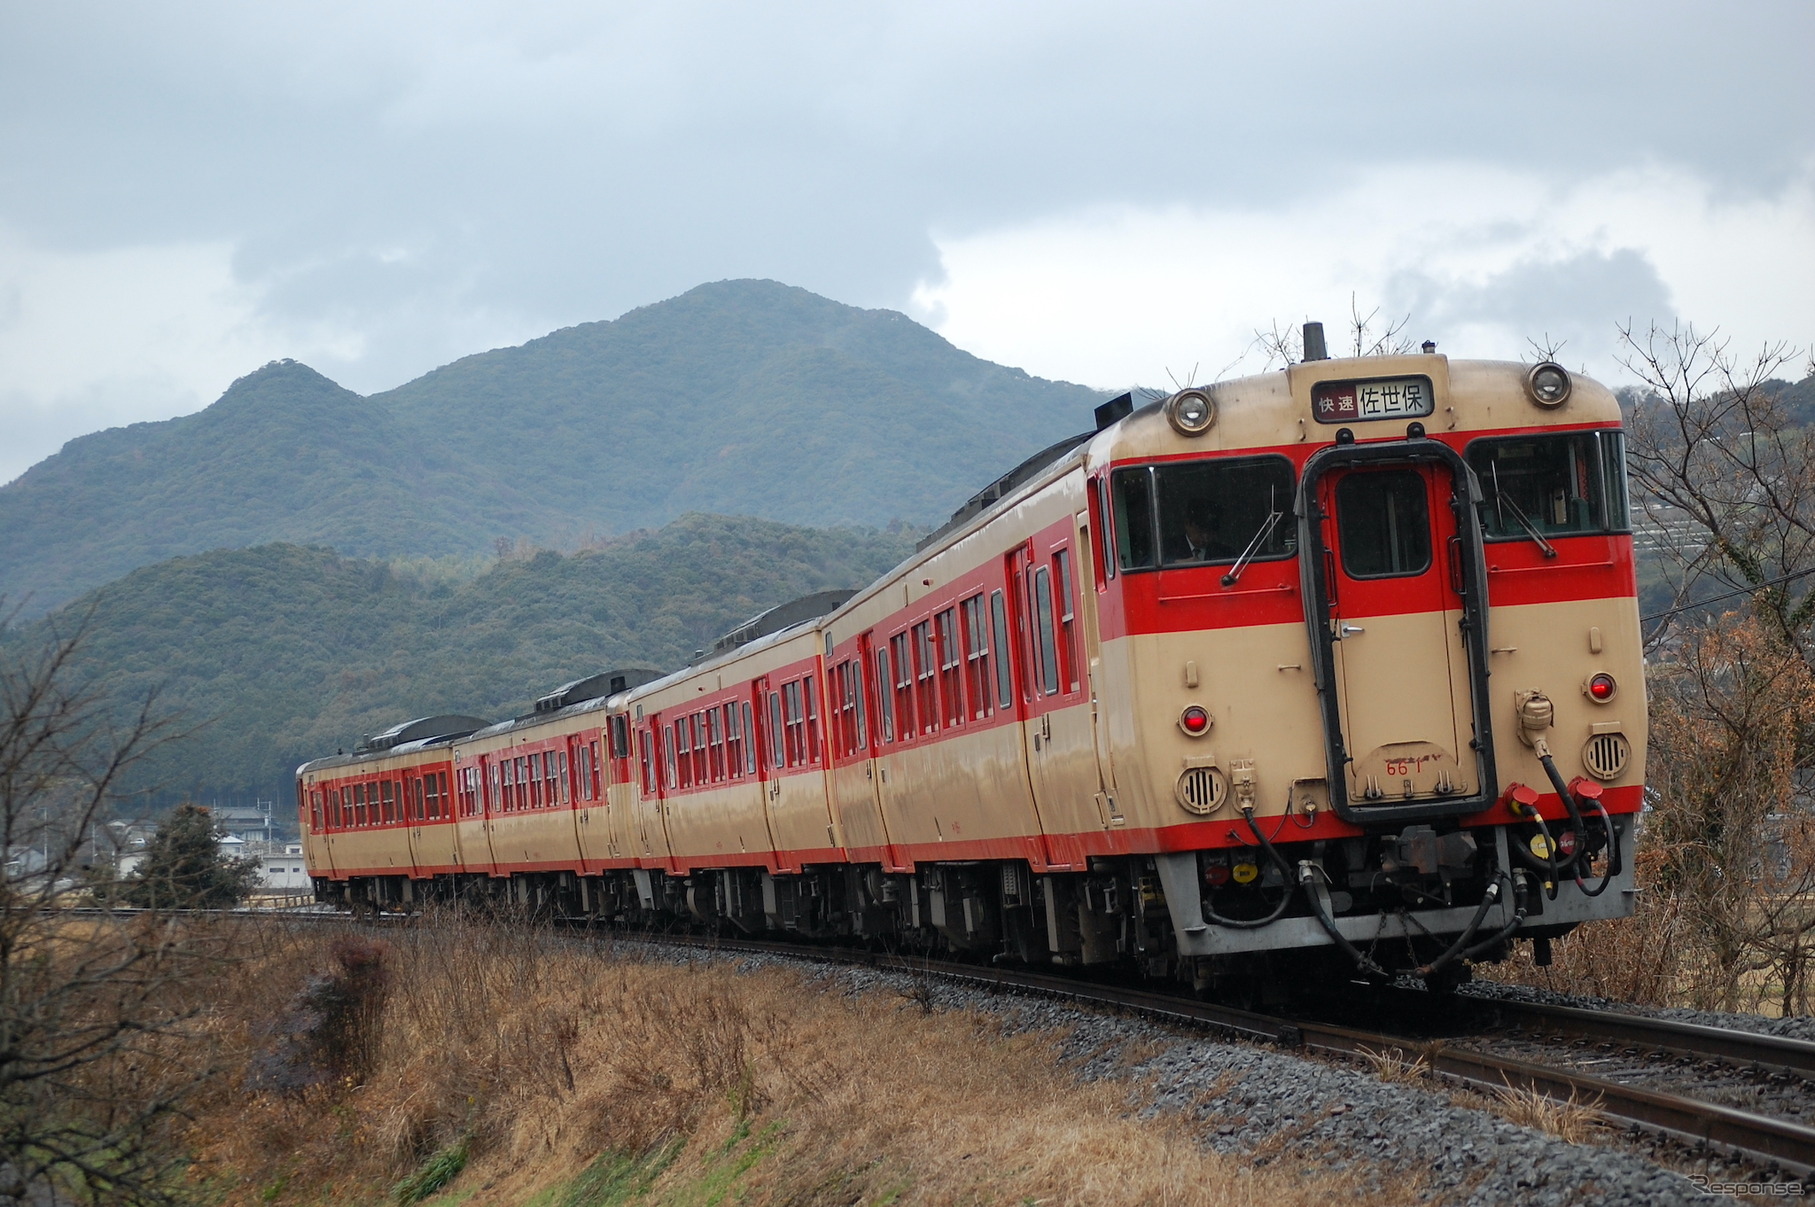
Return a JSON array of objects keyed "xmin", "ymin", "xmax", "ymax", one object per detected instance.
[
  {"xmin": 1112, "ymin": 456, "xmax": 1297, "ymax": 571},
  {"xmin": 1467, "ymin": 431, "xmax": 1630, "ymax": 541}
]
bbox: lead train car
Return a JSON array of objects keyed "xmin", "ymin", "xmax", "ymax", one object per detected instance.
[{"xmin": 298, "ymin": 349, "xmax": 1644, "ymax": 991}]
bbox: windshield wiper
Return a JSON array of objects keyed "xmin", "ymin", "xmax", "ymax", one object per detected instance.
[
  {"xmin": 1489, "ymin": 463, "xmax": 1557, "ymax": 558},
  {"xmin": 1222, "ymin": 490, "xmax": 1287, "ymax": 586}
]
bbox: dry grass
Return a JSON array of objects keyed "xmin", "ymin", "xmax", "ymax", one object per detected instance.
[
  {"xmin": 172, "ymin": 914, "xmax": 1410, "ymax": 1206},
  {"xmin": 1483, "ymin": 1083, "xmax": 1606, "ymax": 1146},
  {"xmin": 1480, "ymin": 848, "xmax": 1695, "ymax": 1008},
  {"xmin": 1355, "ymin": 1044, "xmax": 1433, "ymax": 1085}
]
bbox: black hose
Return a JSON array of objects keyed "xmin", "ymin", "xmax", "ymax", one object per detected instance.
[
  {"xmin": 1296, "ymin": 861, "xmax": 1392, "ymax": 981},
  {"xmin": 1413, "ymin": 877, "xmax": 1504, "ymax": 979},
  {"xmin": 1202, "ymin": 806, "xmax": 1298, "ymax": 929},
  {"xmin": 1536, "ymin": 751, "xmax": 1593, "ymax": 875},
  {"xmin": 1573, "ymin": 797, "xmax": 1620, "ymax": 898},
  {"xmin": 1458, "ymin": 874, "xmax": 1529, "ymax": 963}
]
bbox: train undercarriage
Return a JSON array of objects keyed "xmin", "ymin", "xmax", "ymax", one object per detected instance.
[{"xmin": 316, "ymin": 813, "xmax": 1635, "ymax": 999}]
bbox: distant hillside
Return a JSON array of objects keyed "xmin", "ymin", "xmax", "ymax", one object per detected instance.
[
  {"xmin": 15, "ymin": 514, "xmax": 916, "ymax": 813},
  {"xmin": 0, "ymin": 280, "xmax": 1100, "ymax": 613}
]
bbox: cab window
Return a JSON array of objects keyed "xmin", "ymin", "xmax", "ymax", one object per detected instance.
[
  {"xmin": 1112, "ymin": 456, "xmax": 1296, "ymax": 570},
  {"xmin": 1467, "ymin": 430, "xmax": 1631, "ymax": 540}
]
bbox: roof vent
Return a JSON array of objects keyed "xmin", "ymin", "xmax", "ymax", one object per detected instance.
[
  {"xmin": 534, "ymin": 667, "xmax": 662, "ymax": 713},
  {"xmin": 357, "ymin": 715, "xmax": 493, "ymax": 752}
]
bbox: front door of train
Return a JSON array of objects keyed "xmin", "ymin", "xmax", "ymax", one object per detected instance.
[{"xmin": 1303, "ymin": 443, "xmax": 1494, "ymax": 820}]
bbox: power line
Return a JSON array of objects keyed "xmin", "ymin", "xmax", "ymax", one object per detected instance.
[{"xmin": 1642, "ymin": 565, "xmax": 1815, "ymax": 624}]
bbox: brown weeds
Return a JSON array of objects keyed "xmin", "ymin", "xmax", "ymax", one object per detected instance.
[{"xmin": 174, "ymin": 915, "xmax": 1407, "ymax": 1205}]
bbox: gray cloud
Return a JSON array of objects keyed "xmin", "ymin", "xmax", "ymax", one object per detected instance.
[
  {"xmin": 1386, "ymin": 248, "xmax": 1676, "ymax": 368},
  {"xmin": 0, "ymin": 0, "xmax": 1807, "ymax": 422}
]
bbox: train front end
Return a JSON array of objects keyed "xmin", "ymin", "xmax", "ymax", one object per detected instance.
[{"xmin": 1093, "ymin": 347, "xmax": 1644, "ymax": 988}]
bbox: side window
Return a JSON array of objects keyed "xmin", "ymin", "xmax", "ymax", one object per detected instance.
[
  {"xmin": 804, "ymin": 673, "xmax": 820, "ymax": 765},
  {"xmin": 725, "ymin": 705, "xmax": 742, "ymax": 779},
  {"xmin": 890, "ymin": 633, "xmax": 916, "ymax": 739},
  {"xmin": 578, "ymin": 743, "xmax": 593, "ymax": 800},
  {"xmin": 742, "ymin": 702, "xmax": 756, "ymax": 773},
  {"xmin": 852, "ymin": 660, "xmax": 867, "ymax": 750},
  {"xmin": 961, "ymin": 594, "xmax": 992, "ymax": 720},
  {"xmin": 639, "ymin": 730, "xmax": 654, "ymax": 794},
  {"xmin": 1032, "ymin": 566, "xmax": 1060, "ymax": 696},
  {"xmin": 875, "ymin": 647, "xmax": 895, "ymax": 742},
  {"xmin": 1095, "ymin": 476, "xmax": 1116, "ymax": 581},
  {"xmin": 989, "ymin": 590, "xmax": 1013, "ymax": 710},
  {"xmin": 782, "ymin": 681, "xmax": 803, "ymax": 766},
  {"xmin": 1054, "ymin": 549, "xmax": 1079, "ymax": 693},
  {"xmin": 707, "ymin": 708, "xmax": 725, "ymax": 782},
  {"xmin": 381, "ymin": 779, "xmax": 397, "ymax": 824},
  {"xmin": 768, "ymin": 691, "xmax": 784, "ymax": 768},
  {"xmin": 1112, "ymin": 467, "xmax": 1157, "ymax": 570},
  {"xmin": 692, "ymin": 714, "xmax": 708, "ymax": 785},
  {"xmin": 912, "ymin": 621, "xmax": 937, "ymax": 736},
  {"xmin": 610, "ymin": 714, "xmax": 630, "ymax": 759},
  {"xmin": 936, "ymin": 608, "xmax": 964, "ymax": 727},
  {"xmin": 488, "ymin": 765, "xmax": 500, "ymax": 813},
  {"xmin": 664, "ymin": 726, "xmax": 678, "ymax": 789}
]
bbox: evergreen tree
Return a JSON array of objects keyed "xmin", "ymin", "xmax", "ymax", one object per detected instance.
[{"xmin": 122, "ymin": 803, "xmax": 260, "ymax": 908}]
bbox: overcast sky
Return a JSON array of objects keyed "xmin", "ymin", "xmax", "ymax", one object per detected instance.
[{"xmin": 2, "ymin": 0, "xmax": 1812, "ymax": 484}]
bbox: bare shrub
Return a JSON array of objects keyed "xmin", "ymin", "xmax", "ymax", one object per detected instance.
[{"xmin": 247, "ymin": 935, "xmax": 394, "ymax": 1094}]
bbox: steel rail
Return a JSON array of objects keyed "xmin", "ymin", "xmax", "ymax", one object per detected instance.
[{"xmin": 1472, "ymin": 995, "xmax": 1815, "ymax": 1082}]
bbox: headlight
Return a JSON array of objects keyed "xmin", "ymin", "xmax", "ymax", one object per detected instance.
[
  {"xmin": 1525, "ymin": 362, "xmax": 1572, "ymax": 408},
  {"xmin": 1165, "ymin": 388, "xmax": 1216, "ymax": 436}
]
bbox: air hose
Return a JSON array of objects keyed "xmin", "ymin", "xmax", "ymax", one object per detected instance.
[
  {"xmin": 1456, "ymin": 873, "xmax": 1529, "ymax": 963},
  {"xmin": 1296, "ymin": 862, "xmax": 1392, "ymax": 981},
  {"xmin": 1412, "ymin": 877, "xmax": 1505, "ymax": 979},
  {"xmin": 1202, "ymin": 805, "xmax": 1298, "ymax": 929},
  {"xmin": 1571, "ymin": 795, "xmax": 1621, "ymax": 898}
]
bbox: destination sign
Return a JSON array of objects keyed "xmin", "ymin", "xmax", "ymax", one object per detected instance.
[{"xmin": 1311, "ymin": 376, "xmax": 1435, "ymax": 424}]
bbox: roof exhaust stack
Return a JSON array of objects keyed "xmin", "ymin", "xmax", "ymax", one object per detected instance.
[{"xmin": 1302, "ymin": 321, "xmax": 1328, "ymax": 362}]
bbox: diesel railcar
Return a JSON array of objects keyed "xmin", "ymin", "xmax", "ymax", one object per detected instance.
[{"xmin": 298, "ymin": 335, "xmax": 1644, "ymax": 992}]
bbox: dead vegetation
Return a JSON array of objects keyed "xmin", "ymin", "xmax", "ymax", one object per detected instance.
[{"xmin": 172, "ymin": 914, "xmax": 1409, "ymax": 1206}]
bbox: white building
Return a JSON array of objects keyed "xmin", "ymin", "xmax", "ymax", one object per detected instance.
[{"xmin": 258, "ymin": 843, "xmax": 311, "ymax": 892}]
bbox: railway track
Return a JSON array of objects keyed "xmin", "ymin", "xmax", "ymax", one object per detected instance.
[
  {"xmin": 69, "ymin": 906, "xmax": 1815, "ymax": 1178},
  {"xmin": 610, "ymin": 929, "xmax": 1815, "ymax": 1180}
]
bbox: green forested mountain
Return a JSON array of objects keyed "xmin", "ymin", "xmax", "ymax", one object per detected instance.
[
  {"xmin": 16, "ymin": 515, "xmax": 916, "ymax": 814},
  {"xmin": 0, "ymin": 280, "xmax": 1100, "ymax": 613}
]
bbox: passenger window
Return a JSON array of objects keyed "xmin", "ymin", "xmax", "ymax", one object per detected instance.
[
  {"xmin": 1032, "ymin": 567, "xmax": 1060, "ymax": 696},
  {"xmin": 937, "ymin": 608, "xmax": 964, "ymax": 727},
  {"xmin": 912, "ymin": 621, "xmax": 937, "ymax": 735},
  {"xmin": 875, "ymin": 647, "xmax": 895, "ymax": 742},
  {"xmin": 890, "ymin": 634, "xmax": 916, "ymax": 739},
  {"xmin": 741, "ymin": 703, "xmax": 756, "ymax": 773},
  {"xmin": 1054, "ymin": 549, "xmax": 1079, "ymax": 693},
  {"xmin": 989, "ymin": 590, "xmax": 1013, "ymax": 710},
  {"xmin": 803, "ymin": 675, "xmax": 820, "ymax": 764},
  {"xmin": 1336, "ymin": 470, "xmax": 1432, "ymax": 578},
  {"xmin": 961, "ymin": 595, "xmax": 992, "ymax": 720},
  {"xmin": 768, "ymin": 691, "xmax": 784, "ymax": 768}
]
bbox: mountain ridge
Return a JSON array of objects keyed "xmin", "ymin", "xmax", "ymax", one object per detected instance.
[{"xmin": 0, "ymin": 279, "xmax": 1101, "ymax": 614}]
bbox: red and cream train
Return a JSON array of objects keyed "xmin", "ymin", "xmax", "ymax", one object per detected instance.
[{"xmin": 298, "ymin": 333, "xmax": 1645, "ymax": 990}]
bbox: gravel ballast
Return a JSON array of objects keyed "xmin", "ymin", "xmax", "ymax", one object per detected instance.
[{"xmin": 650, "ymin": 943, "xmax": 1730, "ymax": 1206}]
